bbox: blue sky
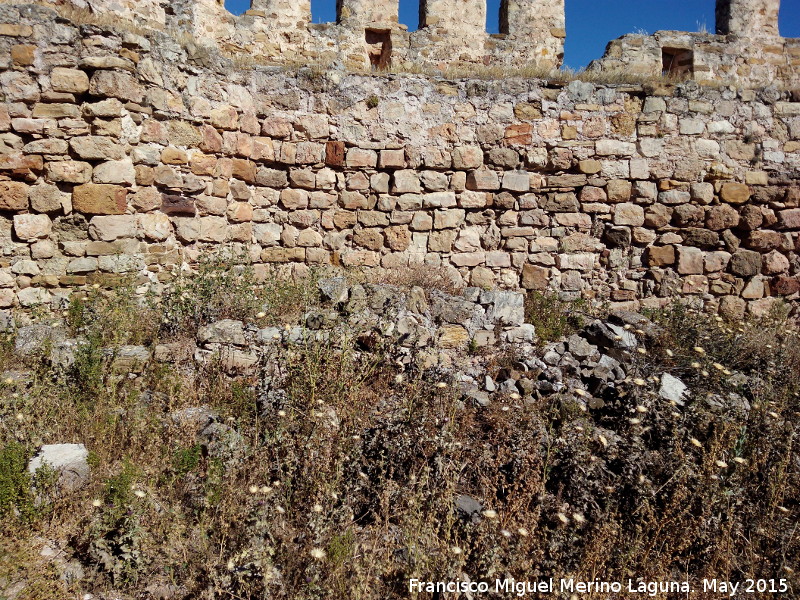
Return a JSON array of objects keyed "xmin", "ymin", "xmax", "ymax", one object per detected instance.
[{"xmin": 225, "ymin": 0, "xmax": 800, "ymax": 69}]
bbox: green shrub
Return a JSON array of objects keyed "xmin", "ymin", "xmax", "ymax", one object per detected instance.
[
  {"xmin": 172, "ymin": 444, "xmax": 202, "ymax": 477},
  {"xmin": 103, "ymin": 460, "xmax": 138, "ymax": 509},
  {"xmin": 524, "ymin": 291, "xmax": 589, "ymax": 344},
  {"xmin": 161, "ymin": 249, "xmax": 261, "ymax": 335},
  {"xmin": 0, "ymin": 443, "xmax": 33, "ymax": 520},
  {"xmin": 66, "ymin": 280, "xmax": 159, "ymax": 347},
  {"xmin": 71, "ymin": 333, "xmax": 105, "ymax": 403}
]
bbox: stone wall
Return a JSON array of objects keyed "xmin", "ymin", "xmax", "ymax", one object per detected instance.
[{"xmin": 0, "ymin": 4, "xmax": 799, "ymax": 319}]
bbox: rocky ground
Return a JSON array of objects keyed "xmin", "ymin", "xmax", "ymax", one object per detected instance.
[{"xmin": 0, "ymin": 272, "xmax": 798, "ymax": 599}]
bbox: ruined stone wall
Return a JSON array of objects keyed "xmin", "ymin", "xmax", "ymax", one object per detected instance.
[
  {"xmin": 590, "ymin": 31, "xmax": 800, "ymax": 89},
  {"xmin": 1, "ymin": 4, "xmax": 799, "ymax": 319},
  {"xmin": 591, "ymin": 0, "xmax": 798, "ymax": 88}
]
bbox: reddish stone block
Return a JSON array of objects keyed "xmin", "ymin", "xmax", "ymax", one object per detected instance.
[
  {"xmin": 325, "ymin": 141, "xmax": 346, "ymax": 167},
  {"xmin": 504, "ymin": 123, "xmax": 532, "ymax": 146},
  {"xmin": 772, "ymin": 276, "xmax": 800, "ymax": 296},
  {"xmin": 161, "ymin": 194, "xmax": 196, "ymax": 217}
]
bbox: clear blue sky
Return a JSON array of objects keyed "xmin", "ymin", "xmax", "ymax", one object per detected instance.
[{"xmin": 225, "ymin": 0, "xmax": 800, "ymax": 69}]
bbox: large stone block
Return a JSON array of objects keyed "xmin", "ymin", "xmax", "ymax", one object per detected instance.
[
  {"xmin": 70, "ymin": 136, "xmax": 125, "ymax": 161},
  {"xmin": 14, "ymin": 214, "xmax": 51, "ymax": 240},
  {"xmin": 730, "ymin": 249, "xmax": 762, "ymax": 277},
  {"xmin": 646, "ymin": 245, "xmax": 676, "ymax": 267},
  {"xmin": 677, "ymin": 246, "xmax": 703, "ymax": 275},
  {"xmin": 45, "ymin": 160, "xmax": 92, "ymax": 183},
  {"xmin": 139, "ymin": 213, "xmax": 172, "ymax": 241},
  {"xmin": 466, "ymin": 168, "xmax": 500, "ymax": 191},
  {"xmin": 0, "ymin": 153, "xmax": 43, "ymax": 174},
  {"xmin": 346, "ymin": 147, "xmax": 377, "ymax": 168},
  {"xmin": 89, "ymin": 70, "xmax": 144, "ymax": 103},
  {"xmin": 778, "ymin": 208, "xmax": 800, "ymax": 230},
  {"xmin": 50, "ymin": 67, "xmax": 89, "ymax": 93},
  {"xmin": 747, "ymin": 230, "xmax": 792, "ymax": 252},
  {"xmin": 452, "ymin": 146, "xmax": 483, "ymax": 170},
  {"xmin": 385, "ymin": 225, "xmax": 411, "ymax": 251},
  {"xmin": 89, "ymin": 215, "xmax": 139, "ymax": 241},
  {"xmin": 93, "ymin": 159, "xmax": 136, "ymax": 185},
  {"xmin": 705, "ymin": 204, "xmax": 740, "ymax": 230},
  {"xmin": 606, "ymin": 179, "xmax": 632, "ymax": 203},
  {"xmin": 392, "ymin": 170, "xmax": 421, "ymax": 194},
  {"xmin": 72, "ymin": 184, "xmax": 128, "ymax": 215},
  {"xmin": 719, "ymin": 182, "xmax": 750, "ymax": 204},
  {"xmin": 29, "ymin": 183, "xmax": 66, "ymax": 213},
  {"xmin": 522, "ymin": 264, "xmax": 549, "ymax": 290},
  {"xmin": 613, "ymin": 203, "xmax": 644, "ymax": 226},
  {"xmin": 0, "ymin": 181, "xmax": 28, "ymax": 211},
  {"xmin": 772, "ymin": 276, "xmax": 800, "ymax": 296}
]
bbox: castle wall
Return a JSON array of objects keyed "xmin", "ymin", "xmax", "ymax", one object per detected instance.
[
  {"xmin": 0, "ymin": 5, "xmax": 799, "ymax": 318},
  {"xmin": 41, "ymin": 0, "xmax": 797, "ymax": 88}
]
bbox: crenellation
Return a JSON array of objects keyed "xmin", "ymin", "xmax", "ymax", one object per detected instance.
[
  {"xmin": 420, "ymin": 0, "xmax": 486, "ymax": 35},
  {"xmin": 500, "ymin": 0, "xmax": 564, "ymax": 39},
  {"xmin": 35, "ymin": 0, "xmax": 797, "ymax": 86},
  {"xmin": 249, "ymin": 0, "xmax": 311, "ymax": 27},
  {"xmin": 591, "ymin": 0, "xmax": 797, "ymax": 88},
  {"xmin": 498, "ymin": 0, "xmax": 565, "ymax": 68},
  {"xmin": 337, "ymin": 0, "xmax": 399, "ymax": 27},
  {"xmin": 716, "ymin": 0, "xmax": 780, "ymax": 37}
]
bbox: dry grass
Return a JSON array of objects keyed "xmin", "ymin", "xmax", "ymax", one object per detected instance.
[
  {"xmin": 0, "ymin": 275, "xmax": 798, "ymax": 598},
  {"xmin": 358, "ymin": 264, "xmax": 464, "ymax": 297}
]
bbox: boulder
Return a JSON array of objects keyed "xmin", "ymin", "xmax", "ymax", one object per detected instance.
[
  {"xmin": 15, "ymin": 324, "xmax": 66, "ymax": 356},
  {"xmin": 482, "ymin": 291, "xmax": 525, "ymax": 326},
  {"xmin": 659, "ymin": 373, "xmax": 688, "ymax": 406},
  {"xmin": 27, "ymin": 444, "xmax": 90, "ymax": 492},
  {"xmin": 197, "ymin": 320, "xmax": 246, "ymax": 346}
]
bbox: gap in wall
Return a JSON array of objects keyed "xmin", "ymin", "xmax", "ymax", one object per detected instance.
[
  {"xmin": 223, "ymin": 0, "xmax": 247, "ymax": 15},
  {"xmin": 312, "ymin": 0, "xmax": 337, "ymax": 23},
  {"xmin": 778, "ymin": 0, "xmax": 800, "ymax": 37},
  {"xmin": 662, "ymin": 47, "xmax": 694, "ymax": 77},
  {"xmin": 398, "ymin": 0, "xmax": 419, "ymax": 31},
  {"xmin": 365, "ymin": 29, "xmax": 393, "ymax": 68},
  {"xmin": 486, "ymin": 0, "xmax": 500, "ymax": 33}
]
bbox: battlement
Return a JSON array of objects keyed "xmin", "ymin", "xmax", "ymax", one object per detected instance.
[{"xmin": 27, "ymin": 0, "xmax": 800, "ymax": 87}]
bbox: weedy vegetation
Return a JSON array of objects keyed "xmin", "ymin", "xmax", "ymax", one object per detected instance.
[{"xmin": 0, "ymin": 254, "xmax": 798, "ymax": 598}]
